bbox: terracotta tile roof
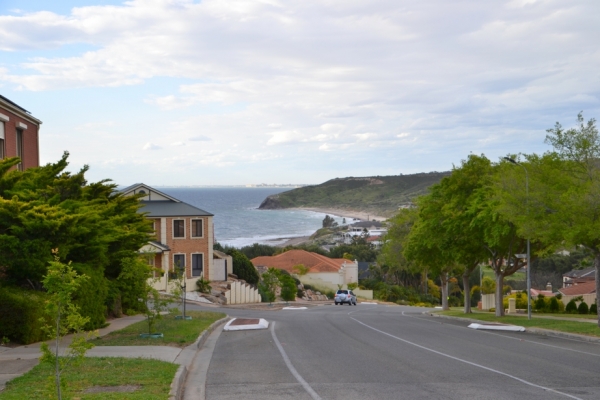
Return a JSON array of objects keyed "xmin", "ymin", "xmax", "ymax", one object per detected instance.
[
  {"xmin": 251, "ymin": 250, "xmax": 348, "ymax": 273},
  {"xmin": 558, "ymin": 281, "xmax": 596, "ymax": 296}
]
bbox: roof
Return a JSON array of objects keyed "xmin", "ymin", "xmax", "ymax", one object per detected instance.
[
  {"xmin": 251, "ymin": 249, "xmax": 350, "ymax": 273},
  {"xmin": 558, "ymin": 281, "xmax": 596, "ymax": 296},
  {"xmin": 563, "ymin": 267, "xmax": 595, "ymax": 279},
  {"xmin": 120, "ymin": 183, "xmax": 213, "ymax": 217},
  {"xmin": 139, "ymin": 201, "xmax": 213, "ymax": 217},
  {"xmin": 351, "ymin": 221, "xmax": 385, "ymax": 229},
  {"xmin": 0, "ymin": 94, "xmax": 42, "ymax": 124}
]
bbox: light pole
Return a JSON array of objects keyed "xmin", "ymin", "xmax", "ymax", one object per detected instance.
[{"xmin": 503, "ymin": 157, "xmax": 532, "ymax": 320}]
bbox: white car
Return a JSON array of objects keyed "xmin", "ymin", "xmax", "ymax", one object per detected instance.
[{"xmin": 335, "ymin": 289, "xmax": 357, "ymax": 306}]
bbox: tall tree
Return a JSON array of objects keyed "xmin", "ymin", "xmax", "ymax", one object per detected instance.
[{"xmin": 537, "ymin": 113, "xmax": 600, "ymax": 326}]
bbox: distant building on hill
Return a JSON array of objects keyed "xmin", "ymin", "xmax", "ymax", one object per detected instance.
[{"xmin": 0, "ymin": 95, "xmax": 42, "ymax": 170}]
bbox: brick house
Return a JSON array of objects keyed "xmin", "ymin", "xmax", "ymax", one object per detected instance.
[
  {"xmin": 121, "ymin": 183, "xmax": 232, "ymax": 292},
  {"xmin": 0, "ymin": 95, "xmax": 41, "ymax": 169}
]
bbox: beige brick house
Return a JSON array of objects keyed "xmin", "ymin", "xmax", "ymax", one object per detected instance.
[{"xmin": 122, "ymin": 183, "xmax": 231, "ymax": 292}]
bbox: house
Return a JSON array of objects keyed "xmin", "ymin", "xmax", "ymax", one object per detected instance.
[
  {"xmin": 0, "ymin": 95, "xmax": 41, "ymax": 170},
  {"xmin": 251, "ymin": 249, "xmax": 362, "ymax": 292},
  {"xmin": 562, "ymin": 267, "xmax": 595, "ymax": 288},
  {"xmin": 121, "ymin": 183, "xmax": 232, "ymax": 293},
  {"xmin": 558, "ymin": 280, "xmax": 596, "ymax": 308}
]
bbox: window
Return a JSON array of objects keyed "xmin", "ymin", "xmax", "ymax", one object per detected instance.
[
  {"xmin": 173, "ymin": 254, "xmax": 185, "ymax": 277},
  {"xmin": 173, "ymin": 219, "xmax": 185, "ymax": 238},
  {"xmin": 191, "ymin": 219, "xmax": 203, "ymax": 238},
  {"xmin": 16, "ymin": 129, "xmax": 23, "ymax": 171},
  {"xmin": 0, "ymin": 122, "xmax": 4, "ymax": 160},
  {"xmin": 192, "ymin": 254, "xmax": 203, "ymax": 277}
]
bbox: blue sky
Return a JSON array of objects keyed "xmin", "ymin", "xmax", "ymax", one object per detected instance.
[{"xmin": 1, "ymin": 0, "xmax": 599, "ymax": 186}]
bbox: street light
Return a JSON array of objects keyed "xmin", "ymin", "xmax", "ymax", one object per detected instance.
[{"xmin": 503, "ymin": 157, "xmax": 532, "ymax": 320}]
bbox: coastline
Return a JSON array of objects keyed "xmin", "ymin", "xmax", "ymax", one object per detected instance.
[{"xmin": 292, "ymin": 207, "xmax": 387, "ymax": 222}]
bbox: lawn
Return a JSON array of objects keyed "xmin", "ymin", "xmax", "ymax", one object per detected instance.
[
  {"xmin": 439, "ymin": 310, "xmax": 600, "ymax": 337},
  {"xmin": 94, "ymin": 310, "xmax": 226, "ymax": 347},
  {"xmin": 0, "ymin": 357, "xmax": 179, "ymax": 400}
]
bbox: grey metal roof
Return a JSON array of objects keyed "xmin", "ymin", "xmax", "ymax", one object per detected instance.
[{"xmin": 139, "ymin": 200, "xmax": 213, "ymax": 217}]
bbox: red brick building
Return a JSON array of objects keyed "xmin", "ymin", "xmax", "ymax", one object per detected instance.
[
  {"xmin": 122, "ymin": 183, "xmax": 231, "ymax": 292},
  {"xmin": 0, "ymin": 95, "xmax": 41, "ymax": 170}
]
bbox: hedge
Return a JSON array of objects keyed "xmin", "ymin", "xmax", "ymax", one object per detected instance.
[{"xmin": 0, "ymin": 286, "xmax": 51, "ymax": 344}]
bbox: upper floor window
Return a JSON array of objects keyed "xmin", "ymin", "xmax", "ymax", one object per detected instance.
[
  {"xmin": 0, "ymin": 122, "xmax": 4, "ymax": 160},
  {"xmin": 191, "ymin": 219, "xmax": 203, "ymax": 238},
  {"xmin": 16, "ymin": 129, "xmax": 23, "ymax": 171},
  {"xmin": 173, "ymin": 219, "xmax": 185, "ymax": 238}
]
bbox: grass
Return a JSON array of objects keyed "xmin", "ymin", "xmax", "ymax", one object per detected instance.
[
  {"xmin": 0, "ymin": 357, "xmax": 178, "ymax": 400},
  {"xmin": 439, "ymin": 310, "xmax": 600, "ymax": 337},
  {"xmin": 93, "ymin": 310, "xmax": 225, "ymax": 347}
]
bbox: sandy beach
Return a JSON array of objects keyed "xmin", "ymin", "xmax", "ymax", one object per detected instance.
[{"xmin": 293, "ymin": 207, "xmax": 387, "ymax": 222}]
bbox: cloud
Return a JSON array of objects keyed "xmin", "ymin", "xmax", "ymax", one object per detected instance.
[
  {"xmin": 143, "ymin": 142, "xmax": 161, "ymax": 150},
  {"xmin": 4, "ymin": 0, "xmax": 600, "ymax": 184},
  {"xmin": 189, "ymin": 135, "xmax": 211, "ymax": 141}
]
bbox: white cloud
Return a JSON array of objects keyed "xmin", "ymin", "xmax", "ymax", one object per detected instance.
[
  {"xmin": 3, "ymin": 0, "xmax": 600, "ymax": 184},
  {"xmin": 143, "ymin": 142, "xmax": 162, "ymax": 150}
]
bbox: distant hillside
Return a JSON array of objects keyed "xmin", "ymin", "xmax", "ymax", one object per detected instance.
[{"xmin": 258, "ymin": 172, "xmax": 450, "ymax": 217}]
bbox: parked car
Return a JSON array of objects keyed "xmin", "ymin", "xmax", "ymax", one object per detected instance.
[{"xmin": 335, "ymin": 289, "xmax": 357, "ymax": 306}]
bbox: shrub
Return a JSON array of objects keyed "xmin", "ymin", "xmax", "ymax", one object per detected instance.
[
  {"xmin": 590, "ymin": 303, "xmax": 597, "ymax": 314},
  {"xmin": 565, "ymin": 299, "xmax": 578, "ymax": 313},
  {"xmin": 73, "ymin": 263, "xmax": 108, "ymax": 330},
  {"xmin": 0, "ymin": 286, "xmax": 52, "ymax": 344},
  {"xmin": 502, "ymin": 293, "xmax": 528, "ymax": 310},
  {"xmin": 578, "ymin": 301, "xmax": 589, "ymax": 314},
  {"xmin": 196, "ymin": 277, "xmax": 212, "ymax": 294},
  {"xmin": 279, "ymin": 274, "xmax": 297, "ymax": 301},
  {"xmin": 549, "ymin": 297, "xmax": 560, "ymax": 313},
  {"xmin": 534, "ymin": 294, "xmax": 547, "ymax": 312}
]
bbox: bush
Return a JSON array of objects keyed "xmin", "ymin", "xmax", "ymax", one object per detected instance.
[
  {"xmin": 578, "ymin": 301, "xmax": 589, "ymax": 314},
  {"xmin": 196, "ymin": 277, "xmax": 212, "ymax": 294},
  {"xmin": 502, "ymin": 293, "xmax": 528, "ymax": 310},
  {"xmin": 73, "ymin": 263, "xmax": 108, "ymax": 330},
  {"xmin": 0, "ymin": 286, "xmax": 52, "ymax": 344},
  {"xmin": 228, "ymin": 250, "xmax": 259, "ymax": 285},
  {"xmin": 565, "ymin": 299, "xmax": 578, "ymax": 313},
  {"xmin": 534, "ymin": 294, "xmax": 547, "ymax": 312},
  {"xmin": 590, "ymin": 303, "xmax": 597, "ymax": 314},
  {"xmin": 549, "ymin": 297, "xmax": 560, "ymax": 313},
  {"xmin": 279, "ymin": 274, "xmax": 297, "ymax": 301}
]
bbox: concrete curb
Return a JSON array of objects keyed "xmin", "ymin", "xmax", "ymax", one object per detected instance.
[
  {"xmin": 429, "ymin": 312, "xmax": 600, "ymax": 343},
  {"xmin": 196, "ymin": 317, "xmax": 230, "ymax": 350},
  {"xmin": 169, "ymin": 365, "xmax": 187, "ymax": 400},
  {"xmin": 169, "ymin": 316, "xmax": 230, "ymax": 400}
]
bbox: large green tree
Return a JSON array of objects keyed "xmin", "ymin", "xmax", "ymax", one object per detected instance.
[{"xmin": 0, "ymin": 153, "xmax": 153, "ymax": 327}]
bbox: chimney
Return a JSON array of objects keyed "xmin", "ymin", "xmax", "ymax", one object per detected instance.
[{"xmin": 546, "ymin": 282, "xmax": 552, "ymax": 292}]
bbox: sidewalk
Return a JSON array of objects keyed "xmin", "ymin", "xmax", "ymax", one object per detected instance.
[{"xmin": 0, "ymin": 314, "xmax": 186, "ymax": 392}]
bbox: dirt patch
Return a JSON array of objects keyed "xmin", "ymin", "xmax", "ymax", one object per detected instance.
[{"xmin": 230, "ymin": 318, "xmax": 260, "ymax": 326}]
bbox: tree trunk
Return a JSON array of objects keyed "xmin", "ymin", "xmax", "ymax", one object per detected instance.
[
  {"xmin": 441, "ymin": 273, "xmax": 449, "ymax": 311},
  {"xmin": 595, "ymin": 252, "xmax": 600, "ymax": 328},
  {"xmin": 495, "ymin": 273, "xmax": 504, "ymax": 317},
  {"xmin": 463, "ymin": 272, "xmax": 471, "ymax": 314}
]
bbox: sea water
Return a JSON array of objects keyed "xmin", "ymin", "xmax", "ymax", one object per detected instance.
[{"xmin": 158, "ymin": 187, "xmax": 344, "ymax": 248}]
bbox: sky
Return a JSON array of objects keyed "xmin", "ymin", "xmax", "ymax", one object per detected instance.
[{"xmin": 1, "ymin": 0, "xmax": 599, "ymax": 186}]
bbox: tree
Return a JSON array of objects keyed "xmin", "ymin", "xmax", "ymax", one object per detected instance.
[
  {"xmin": 0, "ymin": 153, "xmax": 152, "ymax": 328},
  {"xmin": 541, "ymin": 113, "xmax": 600, "ymax": 326},
  {"xmin": 292, "ymin": 264, "xmax": 309, "ymax": 275},
  {"xmin": 258, "ymin": 268, "xmax": 280, "ymax": 303},
  {"xmin": 322, "ymin": 215, "xmax": 336, "ymax": 228},
  {"xmin": 40, "ymin": 251, "xmax": 95, "ymax": 400},
  {"xmin": 227, "ymin": 249, "xmax": 259, "ymax": 285},
  {"xmin": 378, "ymin": 208, "xmax": 420, "ymax": 286}
]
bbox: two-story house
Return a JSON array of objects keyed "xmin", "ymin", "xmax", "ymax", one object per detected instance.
[
  {"xmin": 0, "ymin": 95, "xmax": 42, "ymax": 169},
  {"xmin": 121, "ymin": 183, "xmax": 231, "ymax": 292}
]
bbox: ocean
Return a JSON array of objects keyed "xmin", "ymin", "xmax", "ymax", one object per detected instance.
[{"xmin": 157, "ymin": 187, "xmax": 344, "ymax": 248}]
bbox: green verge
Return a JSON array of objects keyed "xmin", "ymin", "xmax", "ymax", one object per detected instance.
[
  {"xmin": 438, "ymin": 310, "xmax": 600, "ymax": 337},
  {"xmin": 93, "ymin": 310, "xmax": 226, "ymax": 347},
  {"xmin": 0, "ymin": 357, "xmax": 178, "ymax": 400}
]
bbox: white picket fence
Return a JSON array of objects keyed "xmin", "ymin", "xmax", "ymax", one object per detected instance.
[{"xmin": 224, "ymin": 280, "xmax": 261, "ymax": 304}]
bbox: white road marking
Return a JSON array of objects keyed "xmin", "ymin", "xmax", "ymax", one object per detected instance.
[
  {"xmin": 403, "ymin": 312, "xmax": 600, "ymax": 358},
  {"xmin": 351, "ymin": 317, "xmax": 583, "ymax": 400},
  {"xmin": 270, "ymin": 321, "xmax": 323, "ymax": 400}
]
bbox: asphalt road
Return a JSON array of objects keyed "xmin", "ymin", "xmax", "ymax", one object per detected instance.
[{"xmin": 188, "ymin": 303, "xmax": 600, "ymax": 400}]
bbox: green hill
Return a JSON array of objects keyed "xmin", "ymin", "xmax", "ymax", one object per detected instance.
[{"xmin": 258, "ymin": 172, "xmax": 450, "ymax": 217}]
